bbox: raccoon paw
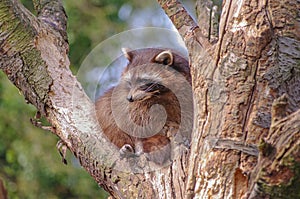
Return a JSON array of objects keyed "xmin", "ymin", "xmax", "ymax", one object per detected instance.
[{"xmin": 119, "ymin": 144, "xmax": 135, "ymax": 159}]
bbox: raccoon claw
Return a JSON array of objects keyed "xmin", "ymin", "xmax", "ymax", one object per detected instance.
[
  {"xmin": 30, "ymin": 116, "xmax": 56, "ymax": 134},
  {"xmin": 119, "ymin": 144, "xmax": 135, "ymax": 159},
  {"xmin": 56, "ymin": 140, "xmax": 68, "ymax": 165}
]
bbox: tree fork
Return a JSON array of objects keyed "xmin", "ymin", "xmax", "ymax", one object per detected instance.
[{"xmin": 0, "ymin": 0, "xmax": 300, "ymax": 198}]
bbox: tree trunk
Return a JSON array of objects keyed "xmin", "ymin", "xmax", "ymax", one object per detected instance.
[{"xmin": 0, "ymin": 0, "xmax": 299, "ymax": 198}]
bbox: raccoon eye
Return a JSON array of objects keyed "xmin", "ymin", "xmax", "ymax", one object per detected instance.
[
  {"xmin": 140, "ymin": 83, "xmax": 155, "ymax": 91},
  {"xmin": 140, "ymin": 83, "xmax": 166, "ymax": 92}
]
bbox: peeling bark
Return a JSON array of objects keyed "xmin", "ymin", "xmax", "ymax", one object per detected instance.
[{"xmin": 187, "ymin": 0, "xmax": 300, "ymax": 198}]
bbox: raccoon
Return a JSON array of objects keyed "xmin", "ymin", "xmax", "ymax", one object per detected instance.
[{"xmin": 95, "ymin": 48, "xmax": 192, "ymax": 165}]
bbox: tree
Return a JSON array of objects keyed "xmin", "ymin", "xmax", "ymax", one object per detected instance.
[{"xmin": 0, "ymin": 0, "xmax": 299, "ymax": 198}]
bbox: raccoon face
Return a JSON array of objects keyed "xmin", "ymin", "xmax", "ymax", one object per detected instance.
[
  {"xmin": 121, "ymin": 49, "xmax": 174, "ymax": 103},
  {"xmin": 125, "ymin": 78, "xmax": 169, "ymax": 102}
]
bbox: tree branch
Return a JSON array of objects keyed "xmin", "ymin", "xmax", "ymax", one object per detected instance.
[
  {"xmin": 0, "ymin": 0, "xmax": 50, "ymax": 115},
  {"xmin": 249, "ymin": 101, "xmax": 300, "ymax": 198},
  {"xmin": 0, "ymin": 0, "xmax": 119, "ymax": 197},
  {"xmin": 157, "ymin": 0, "xmax": 212, "ymax": 51},
  {"xmin": 32, "ymin": 0, "xmax": 68, "ymax": 43},
  {"xmin": 183, "ymin": 0, "xmax": 300, "ymax": 197}
]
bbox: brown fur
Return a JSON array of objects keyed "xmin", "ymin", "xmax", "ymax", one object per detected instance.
[{"xmin": 95, "ymin": 48, "xmax": 192, "ymax": 164}]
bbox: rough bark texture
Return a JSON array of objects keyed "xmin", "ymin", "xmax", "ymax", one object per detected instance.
[
  {"xmin": 0, "ymin": 0, "xmax": 299, "ymax": 198},
  {"xmin": 186, "ymin": 0, "xmax": 300, "ymax": 198}
]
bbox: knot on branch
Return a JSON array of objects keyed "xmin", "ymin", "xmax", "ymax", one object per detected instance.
[{"xmin": 258, "ymin": 138, "xmax": 276, "ymax": 158}]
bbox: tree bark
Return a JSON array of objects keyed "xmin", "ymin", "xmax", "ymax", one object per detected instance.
[
  {"xmin": 182, "ymin": 0, "xmax": 300, "ymax": 198},
  {"xmin": 0, "ymin": 0, "xmax": 299, "ymax": 198}
]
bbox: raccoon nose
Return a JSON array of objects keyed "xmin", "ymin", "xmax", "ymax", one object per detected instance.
[{"xmin": 127, "ymin": 95, "xmax": 134, "ymax": 102}]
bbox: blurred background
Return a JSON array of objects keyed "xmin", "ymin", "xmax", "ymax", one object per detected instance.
[{"xmin": 0, "ymin": 0, "xmax": 196, "ymax": 198}]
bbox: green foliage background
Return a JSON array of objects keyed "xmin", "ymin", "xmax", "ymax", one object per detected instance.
[{"xmin": 0, "ymin": 0, "xmax": 195, "ymax": 198}]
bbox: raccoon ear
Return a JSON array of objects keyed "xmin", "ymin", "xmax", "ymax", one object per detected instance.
[
  {"xmin": 122, "ymin": 48, "xmax": 133, "ymax": 62},
  {"xmin": 154, "ymin": 50, "xmax": 173, "ymax": 66}
]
